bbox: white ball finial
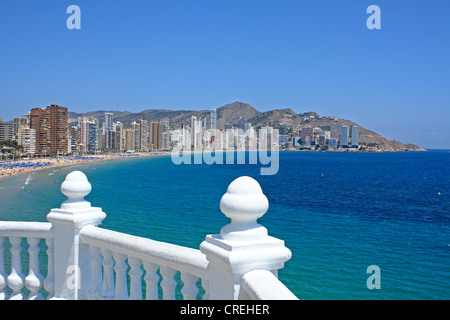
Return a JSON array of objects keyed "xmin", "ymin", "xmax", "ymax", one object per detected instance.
[
  {"xmin": 219, "ymin": 176, "xmax": 269, "ymax": 240},
  {"xmin": 60, "ymin": 171, "xmax": 92, "ymax": 208}
]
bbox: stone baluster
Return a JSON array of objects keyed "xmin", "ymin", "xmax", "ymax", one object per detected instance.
[
  {"xmin": 143, "ymin": 261, "xmax": 160, "ymax": 300},
  {"xmin": 25, "ymin": 237, "xmax": 44, "ymax": 300},
  {"xmin": 128, "ymin": 257, "xmax": 143, "ymax": 300},
  {"xmin": 46, "ymin": 171, "xmax": 106, "ymax": 300},
  {"xmin": 181, "ymin": 272, "xmax": 199, "ymax": 300},
  {"xmin": 201, "ymin": 278, "xmax": 209, "ymax": 300},
  {"xmin": 0, "ymin": 236, "xmax": 8, "ymax": 300},
  {"xmin": 44, "ymin": 237, "xmax": 54, "ymax": 299},
  {"xmin": 100, "ymin": 248, "xmax": 115, "ymax": 299},
  {"xmin": 113, "ymin": 252, "xmax": 129, "ymax": 300},
  {"xmin": 200, "ymin": 176, "xmax": 292, "ymax": 300},
  {"xmin": 160, "ymin": 265, "xmax": 177, "ymax": 300},
  {"xmin": 88, "ymin": 245, "xmax": 102, "ymax": 299},
  {"xmin": 6, "ymin": 237, "xmax": 26, "ymax": 300}
]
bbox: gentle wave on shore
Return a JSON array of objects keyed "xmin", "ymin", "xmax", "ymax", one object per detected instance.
[{"xmin": 0, "ymin": 153, "xmax": 167, "ymax": 180}]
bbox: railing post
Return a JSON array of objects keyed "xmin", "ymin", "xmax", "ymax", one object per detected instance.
[
  {"xmin": 46, "ymin": 171, "xmax": 106, "ymax": 300},
  {"xmin": 200, "ymin": 176, "xmax": 292, "ymax": 300}
]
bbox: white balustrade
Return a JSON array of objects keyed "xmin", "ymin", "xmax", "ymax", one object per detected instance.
[
  {"xmin": 100, "ymin": 248, "xmax": 115, "ymax": 299},
  {"xmin": 0, "ymin": 171, "xmax": 297, "ymax": 300},
  {"xmin": 200, "ymin": 176, "xmax": 293, "ymax": 300},
  {"xmin": 160, "ymin": 265, "xmax": 177, "ymax": 300},
  {"xmin": 87, "ymin": 245, "xmax": 102, "ymax": 299},
  {"xmin": 0, "ymin": 222, "xmax": 53, "ymax": 300},
  {"xmin": 79, "ymin": 218, "xmax": 210, "ymax": 300},
  {"xmin": 80, "ymin": 226, "xmax": 209, "ymax": 300},
  {"xmin": 113, "ymin": 252, "xmax": 129, "ymax": 300},
  {"xmin": 44, "ymin": 237, "xmax": 54, "ymax": 299},
  {"xmin": 143, "ymin": 261, "xmax": 160, "ymax": 300},
  {"xmin": 25, "ymin": 237, "xmax": 44, "ymax": 300},
  {"xmin": 0, "ymin": 237, "xmax": 8, "ymax": 300},
  {"xmin": 181, "ymin": 272, "xmax": 199, "ymax": 300},
  {"xmin": 47, "ymin": 171, "xmax": 106, "ymax": 300},
  {"xmin": 6, "ymin": 237, "xmax": 25, "ymax": 300},
  {"xmin": 239, "ymin": 270, "xmax": 298, "ymax": 300},
  {"xmin": 128, "ymin": 257, "xmax": 143, "ymax": 300},
  {"xmin": 201, "ymin": 278, "xmax": 209, "ymax": 300}
]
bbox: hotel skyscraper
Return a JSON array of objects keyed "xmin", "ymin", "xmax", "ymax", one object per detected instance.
[
  {"xmin": 30, "ymin": 105, "xmax": 68, "ymax": 154},
  {"xmin": 340, "ymin": 126, "xmax": 349, "ymax": 147}
]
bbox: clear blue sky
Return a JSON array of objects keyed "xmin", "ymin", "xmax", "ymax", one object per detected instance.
[{"xmin": 0, "ymin": 0, "xmax": 449, "ymax": 148}]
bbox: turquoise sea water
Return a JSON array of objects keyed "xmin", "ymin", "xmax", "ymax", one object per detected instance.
[{"xmin": 1, "ymin": 151, "xmax": 449, "ymax": 299}]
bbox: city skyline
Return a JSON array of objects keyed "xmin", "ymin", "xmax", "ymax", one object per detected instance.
[
  {"xmin": 0, "ymin": 1, "xmax": 449, "ymax": 149},
  {"xmin": 1, "ymin": 104, "xmax": 367, "ymax": 157}
]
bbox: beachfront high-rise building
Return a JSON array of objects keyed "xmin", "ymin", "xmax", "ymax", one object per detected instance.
[
  {"xmin": 149, "ymin": 121, "xmax": 162, "ymax": 151},
  {"xmin": 138, "ymin": 119, "xmax": 149, "ymax": 152},
  {"xmin": 125, "ymin": 128, "xmax": 133, "ymax": 151},
  {"xmin": 0, "ymin": 120, "xmax": 14, "ymax": 141},
  {"xmin": 301, "ymin": 127, "xmax": 314, "ymax": 146},
  {"xmin": 161, "ymin": 119, "xmax": 170, "ymax": 151},
  {"xmin": 224, "ymin": 127, "xmax": 235, "ymax": 150},
  {"xmin": 103, "ymin": 112, "xmax": 114, "ymax": 149},
  {"xmin": 247, "ymin": 124, "xmax": 257, "ymax": 150},
  {"xmin": 330, "ymin": 124, "xmax": 341, "ymax": 141},
  {"xmin": 171, "ymin": 123, "xmax": 188, "ymax": 150},
  {"xmin": 259, "ymin": 126, "xmax": 278, "ymax": 150},
  {"xmin": 190, "ymin": 116, "xmax": 203, "ymax": 150},
  {"xmin": 210, "ymin": 109, "xmax": 217, "ymax": 130},
  {"xmin": 13, "ymin": 116, "xmax": 30, "ymax": 141},
  {"xmin": 104, "ymin": 113, "xmax": 113, "ymax": 130},
  {"xmin": 48, "ymin": 105, "xmax": 68, "ymax": 154},
  {"xmin": 197, "ymin": 119, "xmax": 204, "ymax": 149},
  {"xmin": 340, "ymin": 126, "xmax": 349, "ymax": 147},
  {"xmin": 351, "ymin": 126, "xmax": 359, "ymax": 147},
  {"xmin": 124, "ymin": 128, "xmax": 134, "ymax": 151},
  {"xmin": 69, "ymin": 126, "xmax": 80, "ymax": 144},
  {"xmin": 200, "ymin": 117, "xmax": 207, "ymax": 131},
  {"xmin": 114, "ymin": 122, "xmax": 124, "ymax": 151},
  {"xmin": 78, "ymin": 117, "xmax": 98, "ymax": 153},
  {"xmin": 17, "ymin": 127, "xmax": 36, "ymax": 155},
  {"xmin": 190, "ymin": 116, "xmax": 197, "ymax": 149},
  {"xmin": 30, "ymin": 107, "xmax": 51, "ymax": 154},
  {"xmin": 131, "ymin": 121, "xmax": 140, "ymax": 150},
  {"xmin": 30, "ymin": 105, "xmax": 68, "ymax": 155},
  {"xmin": 182, "ymin": 123, "xmax": 190, "ymax": 149}
]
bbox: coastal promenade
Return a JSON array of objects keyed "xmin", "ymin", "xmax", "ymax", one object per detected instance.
[{"xmin": 0, "ymin": 153, "xmax": 165, "ymax": 179}]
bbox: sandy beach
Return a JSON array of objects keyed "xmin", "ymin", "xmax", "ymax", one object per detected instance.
[{"xmin": 0, "ymin": 152, "xmax": 167, "ymax": 180}]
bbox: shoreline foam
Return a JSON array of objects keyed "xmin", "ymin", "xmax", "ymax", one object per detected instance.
[{"xmin": 0, "ymin": 152, "xmax": 168, "ymax": 181}]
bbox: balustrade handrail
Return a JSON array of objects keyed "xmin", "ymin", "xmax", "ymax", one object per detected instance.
[
  {"xmin": 79, "ymin": 225, "xmax": 209, "ymax": 279},
  {"xmin": 239, "ymin": 270, "xmax": 298, "ymax": 300},
  {"xmin": 0, "ymin": 222, "xmax": 53, "ymax": 239}
]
